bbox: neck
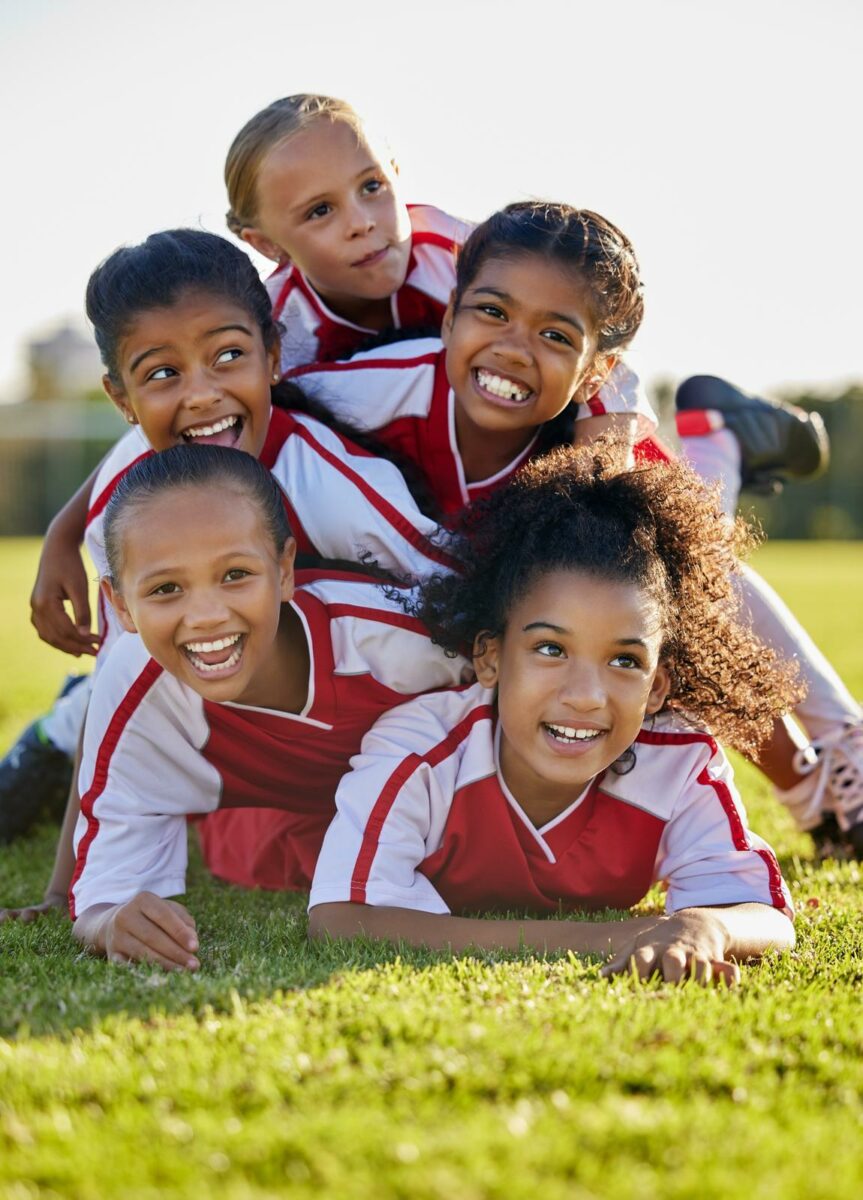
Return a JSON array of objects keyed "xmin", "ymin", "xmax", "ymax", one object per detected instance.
[
  {"xmin": 453, "ymin": 402, "xmax": 537, "ymax": 484},
  {"xmin": 234, "ymin": 603, "xmax": 310, "ymax": 714},
  {"xmin": 308, "ymin": 278, "xmax": 394, "ymax": 331}
]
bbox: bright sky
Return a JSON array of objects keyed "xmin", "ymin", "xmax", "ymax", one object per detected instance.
[{"xmin": 1, "ymin": 0, "xmax": 860, "ymax": 401}]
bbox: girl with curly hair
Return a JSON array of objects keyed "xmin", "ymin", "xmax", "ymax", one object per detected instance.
[{"xmin": 309, "ymin": 445, "xmax": 800, "ymax": 986}]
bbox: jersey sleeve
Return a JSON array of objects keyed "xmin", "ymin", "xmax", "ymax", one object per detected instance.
[
  {"xmin": 271, "ymin": 413, "xmax": 458, "ymax": 580},
  {"xmin": 69, "ymin": 642, "xmax": 219, "ymax": 917},
  {"xmin": 309, "ymin": 696, "xmax": 460, "ymax": 914},
  {"xmin": 286, "ymin": 339, "xmax": 442, "ymax": 434},
  {"xmin": 655, "ymin": 736, "xmax": 793, "ymax": 916},
  {"xmin": 578, "ymin": 356, "xmax": 658, "ymax": 432}
]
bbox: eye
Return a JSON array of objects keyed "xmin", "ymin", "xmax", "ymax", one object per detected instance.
[
  {"xmin": 224, "ymin": 568, "xmax": 251, "ymax": 582},
  {"xmin": 147, "ymin": 365, "xmax": 177, "ymax": 382},
  {"xmin": 475, "ymin": 303, "xmax": 506, "ymax": 321},
  {"xmin": 536, "ymin": 641, "xmax": 565, "ymax": 658},
  {"xmin": 362, "ymin": 178, "xmax": 384, "ymax": 196},
  {"xmin": 149, "ymin": 581, "xmax": 180, "ymax": 597},
  {"xmin": 610, "ymin": 653, "xmax": 643, "ymax": 670},
  {"xmin": 215, "ymin": 348, "xmax": 243, "ymax": 365},
  {"xmin": 306, "ymin": 202, "xmax": 332, "ymax": 221},
  {"xmin": 540, "ymin": 329, "xmax": 575, "ymax": 348}
]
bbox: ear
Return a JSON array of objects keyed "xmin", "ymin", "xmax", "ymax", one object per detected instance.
[
  {"xmin": 440, "ymin": 289, "xmax": 457, "ymax": 347},
  {"xmin": 472, "ymin": 631, "xmax": 501, "ymax": 690},
  {"xmin": 572, "ymin": 352, "xmax": 617, "ymax": 406},
  {"xmin": 101, "ymin": 578, "xmax": 137, "ymax": 634},
  {"xmin": 240, "ymin": 226, "xmax": 288, "ymax": 266},
  {"xmin": 278, "ymin": 536, "xmax": 297, "ymax": 602},
  {"xmin": 266, "ymin": 338, "xmax": 281, "ymax": 384},
  {"xmin": 103, "ymin": 375, "xmax": 137, "ymax": 426},
  {"xmin": 645, "ymin": 662, "xmax": 672, "ymax": 716}
]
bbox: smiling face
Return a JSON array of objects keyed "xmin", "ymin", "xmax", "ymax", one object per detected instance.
[
  {"xmin": 474, "ymin": 568, "xmax": 671, "ymax": 824},
  {"xmin": 103, "ymin": 289, "xmax": 278, "ymax": 457},
  {"xmin": 241, "ymin": 119, "xmax": 412, "ymax": 324},
  {"xmin": 103, "ymin": 484, "xmax": 302, "ymax": 710},
  {"xmin": 442, "ymin": 254, "xmax": 610, "ymax": 451}
]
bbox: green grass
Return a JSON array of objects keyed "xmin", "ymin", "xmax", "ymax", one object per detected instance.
[{"xmin": 2, "ymin": 539, "xmax": 863, "ymax": 1199}]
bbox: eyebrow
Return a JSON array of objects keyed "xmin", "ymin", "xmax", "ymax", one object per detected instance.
[
  {"xmin": 129, "ymin": 324, "xmax": 254, "ymax": 373},
  {"xmin": 137, "ymin": 549, "xmax": 266, "ymax": 585},
  {"xmin": 522, "ymin": 622, "xmax": 649, "ymax": 650},
  {"xmin": 291, "ymin": 162, "xmax": 379, "ymax": 214},
  {"xmin": 468, "ymin": 287, "xmax": 586, "ymax": 336}
]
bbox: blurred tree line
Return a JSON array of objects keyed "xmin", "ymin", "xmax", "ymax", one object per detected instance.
[{"xmin": 650, "ymin": 381, "xmax": 863, "ymax": 539}]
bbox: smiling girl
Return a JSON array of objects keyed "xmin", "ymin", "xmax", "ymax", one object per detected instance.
[
  {"xmin": 309, "ymin": 445, "xmax": 799, "ymax": 985},
  {"xmin": 70, "ymin": 445, "xmax": 465, "ymax": 968}
]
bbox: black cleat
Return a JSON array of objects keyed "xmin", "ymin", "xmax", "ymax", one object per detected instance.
[
  {"xmin": 676, "ymin": 375, "xmax": 830, "ymax": 494},
  {"xmin": 0, "ymin": 721, "xmax": 73, "ymax": 843}
]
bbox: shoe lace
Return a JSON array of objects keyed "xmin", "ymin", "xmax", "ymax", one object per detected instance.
[{"xmin": 792, "ymin": 722, "xmax": 863, "ymax": 832}]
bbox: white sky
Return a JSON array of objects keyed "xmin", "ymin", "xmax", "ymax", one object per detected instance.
[{"xmin": 1, "ymin": 0, "xmax": 861, "ymax": 401}]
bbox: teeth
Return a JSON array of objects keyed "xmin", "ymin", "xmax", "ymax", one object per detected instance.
[
  {"xmin": 184, "ymin": 639, "xmax": 244, "ymax": 674},
  {"xmin": 546, "ymin": 723, "xmax": 603, "ymax": 742},
  {"xmin": 184, "ymin": 415, "xmax": 239, "ymax": 439},
  {"xmin": 185, "ymin": 634, "xmax": 242, "ymax": 653},
  {"xmin": 476, "ymin": 369, "xmax": 531, "ymax": 403}
]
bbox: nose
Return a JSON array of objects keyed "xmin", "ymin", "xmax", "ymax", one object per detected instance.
[
  {"xmin": 492, "ymin": 325, "xmax": 533, "ymax": 369},
  {"xmin": 183, "ymin": 365, "xmax": 221, "ymax": 411},
  {"xmin": 559, "ymin": 660, "xmax": 605, "ymax": 712},
  {"xmin": 183, "ymin": 586, "xmax": 231, "ymax": 633},
  {"xmin": 345, "ymin": 196, "xmax": 375, "ymax": 239}
]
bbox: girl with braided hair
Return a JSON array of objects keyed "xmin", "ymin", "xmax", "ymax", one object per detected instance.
[{"xmin": 309, "ymin": 444, "xmax": 799, "ymax": 986}]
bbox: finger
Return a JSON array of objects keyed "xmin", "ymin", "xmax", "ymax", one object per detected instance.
[
  {"xmin": 68, "ymin": 582, "xmax": 92, "ymax": 634},
  {"xmin": 115, "ymin": 912, "xmax": 199, "ymax": 970},
  {"xmin": 659, "ymin": 946, "xmax": 689, "ymax": 984},
  {"xmin": 140, "ymin": 895, "xmax": 199, "ymax": 953},
  {"xmin": 633, "ymin": 945, "xmax": 659, "ymax": 981},
  {"xmin": 107, "ymin": 931, "xmax": 197, "ymax": 972},
  {"xmin": 164, "ymin": 899, "xmax": 198, "ymax": 932},
  {"xmin": 711, "ymin": 959, "xmax": 741, "ymax": 988},
  {"xmin": 31, "ymin": 604, "xmax": 99, "ymax": 656},
  {"xmin": 687, "ymin": 954, "xmax": 714, "ymax": 987}
]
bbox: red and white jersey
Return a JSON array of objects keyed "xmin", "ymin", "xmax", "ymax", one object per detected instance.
[
  {"xmin": 69, "ymin": 573, "xmax": 467, "ymax": 917},
  {"xmin": 267, "ymin": 204, "xmax": 471, "ymax": 375},
  {"xmin": 310, "ymin": 685, "xmax": 792, "ymax": 918},
  {"xmin": 288, "ymin": 341, "xmax": 658, "ymax": 515},
  {"xmin": 84, "ymin": 407, "xmax": 456, "ymax": 659}
]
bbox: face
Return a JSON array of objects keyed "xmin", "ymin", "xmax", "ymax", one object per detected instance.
[
  {"xmin": 242, "ymin": 119, "xmax": 412, "ymax": 315},
  {"xmin": 104, "ymin": 486, "xmax": 296, "ymax": 707},
  {"xmin": 443, "ymin": 255, "xmax": 611, "ymax": 442},
  {"xmin": 475, "ymin": 569, "xmax": 671, "ymax": 819},
  {"xmin": 104, "ymin": 290, "xmax": 279, "ymax": 457}
]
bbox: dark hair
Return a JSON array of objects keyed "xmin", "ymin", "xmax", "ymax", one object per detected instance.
[
  {"xmin": 405, "ymin": 441, "xmax": 802, "ymax": 758},
  {"xmin": 454, "ymin": 202, "xmax": 644, "ymax": 355},
  {"xmin": 86, "ymin": 229, "xmax": 280, "ymax": 384},
  {"xmin": 104, "ymin": 444, "xmax": 291, "ymax": 584}
]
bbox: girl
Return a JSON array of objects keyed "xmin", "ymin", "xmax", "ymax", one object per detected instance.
[
  {"xmin": 288, "ymin": 201, "xmax": 655, "ymax": 515},
  {"xmin": 2, "ymin": 230, "xmax": 459, "ymax": 918},
  {"xmin": 309, "ymin": 445, "xmax": 799, "ymax": 985},
  {"xmin": 70, "ymin": 445, "xmax": 466, "ymax": 968}
]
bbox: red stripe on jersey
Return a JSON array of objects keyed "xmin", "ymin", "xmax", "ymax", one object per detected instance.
[
  {"xmin": 68, "ymin": 658, "xmax": 164, "ymax": 918},
  {"xmin": 675, "ymin": 410, "xmax": 724, "ymax": 438},
  {"xmin": 324, "ymin": 603, "xmax": 428, "ymax": 637},
  {"xmin": 410, "ymin": 231, "xmax": 459, "ymax": 253},
  {"xmin": 636, "ymin": 727, "xmax": 787, "ymax": 910},
  {"xmin": 634, "ymin": 435, "xmax": 675, "ymax": 464},
  {"xmin": 349, "ymin": 703, "xmax": 493, "ymax": 902},
  {"xmin": 294, "ymin": 567, "xmax": 401, "ymax": 588},
  {"xmin": 289, "ymin": 422, "xmax": 459, "ymax": 573},
  {"xmin": 288, "ymin": 351, "xmax": 440, "ymax": 379},
  {"xmin": 87, "ymin": 452, "xmax": 153, "ymax": 526},
  {"xmin": 586, "ymin": 393, "xmax": 607, "ymax": 416}
]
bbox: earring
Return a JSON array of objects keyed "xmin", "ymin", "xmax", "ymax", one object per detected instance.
[
  {"xmin": 125, "ymin": 413, "xmax": 137, "ymax": 425},
  {"xmin": 272, "ymin": 371, "xmax": 280, "ymax": 382}
]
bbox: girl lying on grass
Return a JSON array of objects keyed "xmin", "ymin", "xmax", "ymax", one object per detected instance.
[
  {"xmin": 309, "ymin": 445, "xmax": 799, "ymax": 985},
  {"xmin": 70, "ymin": 445, "xmax": 465, "ymax": 969}
]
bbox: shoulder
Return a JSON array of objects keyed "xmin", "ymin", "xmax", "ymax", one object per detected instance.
[
  {"xmin": 357, "ymin": 682, "xmax": 496, "ymax": 773},
  {"xmin": 88, "ymin": 429, "xmax": 152, "ymax": 518},
  {"xmin": 408, "ymin": 204, "xmax": 474, "ymax": 249}
]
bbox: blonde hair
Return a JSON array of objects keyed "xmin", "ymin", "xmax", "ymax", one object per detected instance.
[{"xmin": 224, "ymin": 94, "xmax": 364, "ymax": 236}]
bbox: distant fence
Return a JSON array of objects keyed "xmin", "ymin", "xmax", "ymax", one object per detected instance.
[{"xmin": 0, "ymin": 401, "xmax": 126, "ymax": 535}]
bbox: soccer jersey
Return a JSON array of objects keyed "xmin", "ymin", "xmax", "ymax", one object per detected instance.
[
  {"xmin": 288, "ymin": 340, "xmax": 658, "ymax": 515},
  {"xmin": 309, "ymin": 685, "xmax": 792, "ymax": 918},
  {"xmin": 267, "ymin": 204, "xmax": 472, "ymax": 375},
  {"xmin": 69, "ymin": 573, "xmax": 467, "ymax": 917},
  {"xmin": 84, "ymin": 407, "xmax": 456, "ymax": 659}
]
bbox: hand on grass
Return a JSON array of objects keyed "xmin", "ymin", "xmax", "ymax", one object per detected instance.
[
  {"xmin": 600, "ymin": 908, "xmax": 740, "ymax": 987},
  {"xmin": 102, "ymin": 893, "xmax": 200, "ymax": 971},
  {"xmin": 0, "ymin": 892, "xmax": 69, "ymax": 924},
  {"xmin": 30, "ymin": 537, "xmax": 99, "ymax": 657}
]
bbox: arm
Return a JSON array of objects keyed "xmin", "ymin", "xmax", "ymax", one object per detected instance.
[
  {"xmin": 572, "ymin": 412, "xmax": 637, "ymax": 463},
  {"xmin": 30, "ymin": 463, "xmax": 102, "ymax": 656},
  {"xmin": 309, "ymin": 899, "xmax": 793, "ymax": 987},
  {"xmin": 73, "ymin": 893, "xmax": 199, "ymax": 970}
]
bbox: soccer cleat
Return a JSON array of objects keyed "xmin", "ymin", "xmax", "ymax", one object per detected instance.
[
  {"xmin": 675, "ymin": 375, "xmax": 830, "ymax": 493},
  {"xmin": 0, "ymin": 720, "xmax": 74, "ymax": 843},
  {"xmin": 777, "ymin": 722, "xmax": 863, "ymax": 858}
]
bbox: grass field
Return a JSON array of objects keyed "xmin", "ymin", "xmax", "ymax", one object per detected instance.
[{"xmin": 2, "ymin": 539, "xmax": 863, "ymax": 1199}]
